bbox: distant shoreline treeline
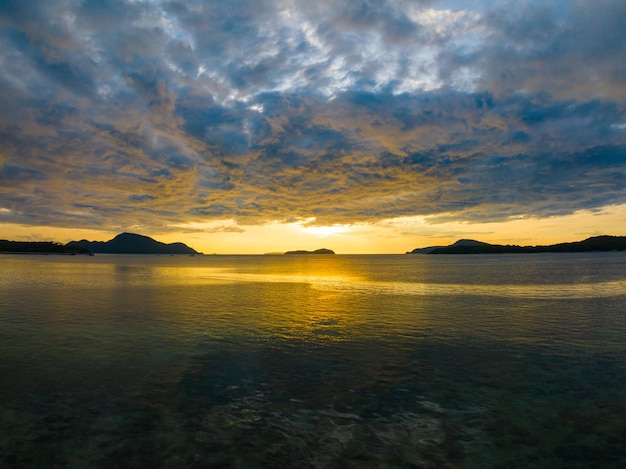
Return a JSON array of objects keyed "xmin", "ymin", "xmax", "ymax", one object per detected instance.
[
  {"xmin": 0, "ymin": 240, "xmax": 90, "ymax": 254},
  {"xmin": 3, "ymin": 234, "xmax": 626, "ymax": 255},
  {"xmin": 407, "ymin": 235, "xmax": 626, "ymax": 254},
  {"xmin": 0, "ymin": 233, "xmax": 198, "ymax": 255}
]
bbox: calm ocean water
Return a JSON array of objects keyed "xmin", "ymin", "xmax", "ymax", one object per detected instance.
[{"xmin": 1, "ymin": 253, "xmax": 625, "ymax": 467}]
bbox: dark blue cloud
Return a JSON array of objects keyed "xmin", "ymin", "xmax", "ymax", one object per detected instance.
[
  {"xmin": 150, "ymin": 168, "xmax": 174, "ymax": 179},
  {"xmin": 129, "ymin": 194, "xmax": 157, "ymax": 202},
  {"xmin": 0, "ymin": 165, "xmax": 47, "ymax": 182},
  {"xmin": 0, "ymin": 0, "xmax": 624, "ymax": 232}
]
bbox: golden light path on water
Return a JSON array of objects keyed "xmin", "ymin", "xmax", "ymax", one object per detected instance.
[
  {"xmin": 149, "ymin": 267, "xmax": 626, "ymax": 300},
  {"xmin": 3, "ymin": 256, "xmax": 624, "ymax": 300}
]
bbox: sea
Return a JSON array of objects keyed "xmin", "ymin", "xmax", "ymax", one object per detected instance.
[{"xmin": 1, "ymin": 252, "xmax": 625, "ymax": 468}]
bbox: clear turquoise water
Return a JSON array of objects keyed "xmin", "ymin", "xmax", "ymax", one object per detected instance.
[{"xmin": 1, "ymin": 253, "xmax": 625, "ymax": 467}]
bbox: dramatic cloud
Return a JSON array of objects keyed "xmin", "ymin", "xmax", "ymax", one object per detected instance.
[{"xmin": 0, "ymin": 0, "xmax": 624, "ymax": 237}]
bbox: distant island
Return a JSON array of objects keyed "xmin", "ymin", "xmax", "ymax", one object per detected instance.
[
  {"xmin": 407, "ymin": 235, "xmax": 626, "ymax": 254},
  {"xmin": 1, "ymin": 233, "xmax": 200, "ymax": 255},
  {"xmin": 284, "ymin": 248, "xmax": 335, "ymax": 255}
]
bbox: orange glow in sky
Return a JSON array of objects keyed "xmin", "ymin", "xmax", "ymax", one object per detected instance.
[{"xmin": 2, "ymin": 204, "xmax": 625, "ymax": 254}]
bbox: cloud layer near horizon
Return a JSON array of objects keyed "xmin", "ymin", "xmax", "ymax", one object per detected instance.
[{"xmin": 1, "ymin": 0, "xmax": 625, "ymax": 234}]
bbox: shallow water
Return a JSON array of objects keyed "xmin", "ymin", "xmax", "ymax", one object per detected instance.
[{"xmin": 1, "ymin": 253, "xmax": 625, "ymax": 467}]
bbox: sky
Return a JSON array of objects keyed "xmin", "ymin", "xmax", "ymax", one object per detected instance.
[{"xmin": 0, "ymin": 0, "xmax": 625, "ymax": 253}]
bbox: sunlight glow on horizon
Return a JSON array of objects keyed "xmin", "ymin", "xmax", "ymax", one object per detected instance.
[
  {"xmin": 2, "ymin": 204, "xmax": 625, "ymax": 254},
  {"xmin": 297, "ymin": 219, "xmax": 352, "ymax": 238}
]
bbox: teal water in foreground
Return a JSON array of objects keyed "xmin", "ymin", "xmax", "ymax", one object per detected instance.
[{"xmin": 1, "ymin": 253, "xmax": 625, "ymax": 467}]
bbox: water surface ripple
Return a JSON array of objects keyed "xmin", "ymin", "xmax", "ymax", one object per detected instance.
[{"xmin": 1, "ymin": 253, "xmax": 625, "ymax": 467}]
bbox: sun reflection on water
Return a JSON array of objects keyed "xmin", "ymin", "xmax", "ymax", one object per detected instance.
[{"xmin": 148, "ymin": 266, "xmax": 626, "ymax": 299}]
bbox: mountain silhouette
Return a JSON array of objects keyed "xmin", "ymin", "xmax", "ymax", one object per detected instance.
[
  {"xmin": 66, "ymin": 232, "xmax": 199, "ymax": 255},
  {"xmin": 407, "ymin": 239, "xmax": 489, "ymax": 254}
]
